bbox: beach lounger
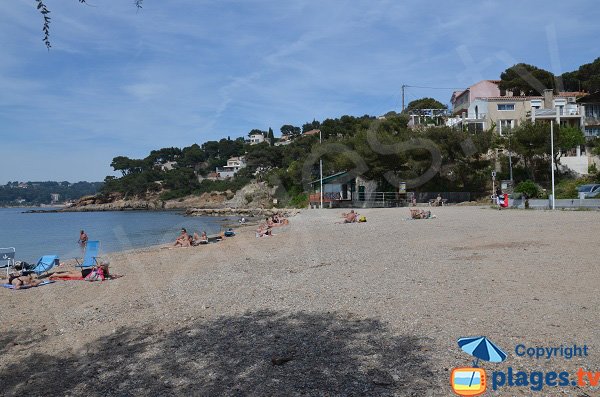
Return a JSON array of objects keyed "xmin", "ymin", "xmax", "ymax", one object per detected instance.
[
  {"xmin": 75, "ymin": 240, "xmax": 100, "ymax": 269},
  {"xmin": 0, "ymin": 247, "xmax": 16, "ymax": 276},
  {"xmin": 30, "ymin": 255, "xmax": 60, "ymax": 276}
]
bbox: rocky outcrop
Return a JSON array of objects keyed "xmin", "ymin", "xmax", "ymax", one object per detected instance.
[
  {"xmin": 185, "ymin": 207, "xmax": 300, "ymax": 217},
  {"xmin": 65, "ymin": 182, "xmax": 288, "ymax": 213},
  {"xmin": 62, "ymin": 199, "xmax": 165, "ymax": 212}
]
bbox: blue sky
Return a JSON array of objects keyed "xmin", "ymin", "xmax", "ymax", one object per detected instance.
[{"xmin": 1, "ymin": 0, "xmax": 599, "ymax": 183}]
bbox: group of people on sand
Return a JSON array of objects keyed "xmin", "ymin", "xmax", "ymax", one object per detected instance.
[
  {"xmin": 173, "ymin": 228, "xmax": 211, "ymax": 247},
  {"xmin": 256, "ymin": 214, "xmax": 289, "ymax": 237},
  {"xmin": 410, "ymin": 208, "xmax": 435, "ymax": 219}
]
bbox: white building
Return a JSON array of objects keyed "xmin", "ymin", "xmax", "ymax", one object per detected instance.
[
  {"xmin": 215, "ymin": 156, "xmax": 247, "ymax": 178},
  {"xmin": 249, "ymin": 134, "xmax": 265, "ymax": 145}
]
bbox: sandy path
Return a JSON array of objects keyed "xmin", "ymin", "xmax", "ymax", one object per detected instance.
[{"xmin": 1, "ymin": 207, "xmax": 599, "ymax": 396}]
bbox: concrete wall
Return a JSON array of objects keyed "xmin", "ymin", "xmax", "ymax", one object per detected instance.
[
  {"xmin": 559, "ymin": 155, "xmax": 589, "ymax": 175},
  {"xmin": 512, "ymin": 198, "xmax": 600, "ymax": 209}
]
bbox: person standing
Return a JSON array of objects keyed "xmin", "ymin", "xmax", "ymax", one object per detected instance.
[
  {"xmin": 78, "ymin": 230, "xmax": 88, "ymax": 246},
  {"xmin": 495, "ymin": 187, "xmax": 503, "ymax": 210}
]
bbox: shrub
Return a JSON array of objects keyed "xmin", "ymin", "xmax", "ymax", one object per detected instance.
[
  {"xmin": 514, "ymin": 180, "xmax": 540, "ymax": 198},
  {"xmin": 289, "ymin": 193, "xmax": 308, "ymax": 208},
  {"xmin": 555, "ymin": 179, "xmax": 580, "ymax": 199}
]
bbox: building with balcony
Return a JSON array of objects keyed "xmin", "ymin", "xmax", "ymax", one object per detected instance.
[
  {"xmin": 215, "ymin": 156, "xmax": 247, "ymax": 178},
  {"xmin": 578, "ymin": 91, "xmax": 600, "ymax": 138},
  {"xmin": 451, "ymin": 80, "xmax": 502, "ymax": 115}
]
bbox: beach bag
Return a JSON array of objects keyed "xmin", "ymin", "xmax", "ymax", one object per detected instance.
[
  {"xmin": 84, "ymin": 266, "xmax": 105, "ymax": 282},
  {"xmin": 358, "ymin": 215, "xmax": 367, "ymax": 222}
]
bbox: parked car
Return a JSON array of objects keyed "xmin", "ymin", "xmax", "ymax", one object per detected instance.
[{"xmin": 577, "ymin": 184, "xmax": 600, "ymax": 198}]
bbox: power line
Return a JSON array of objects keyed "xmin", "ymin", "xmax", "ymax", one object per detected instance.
[
  {"xmin": 401, "ymin": 84, "xmax": 461, "ymax": 111},
  {"xmin": 404, "ymin": 85, "xmax": 465, "ymax": 90}
]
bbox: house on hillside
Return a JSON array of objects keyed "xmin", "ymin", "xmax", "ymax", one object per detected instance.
[
  {"xmin": 215, "ymin": 156, "xmax": 247, "ymax": 178},
  {"xmin": 303, "ymin": 129, "xmax": 321, "ymax": 138},
  {"xmin": 578, "ymin": 91, "xmax": 600, "ymax": 138},
  {"xmin": 249, "ymin": 133, "xmax": 265, "ymax": 145},
  {"xmin": 449, "ymin": 84, "xmax": 597, "ymax": 175},
  {"xmin": 274, "ymin": 135, "xmax": 293, "ymax": 146},
  {"xmin": 451, "ymin": 80, "xmax": 502, "ymax": 115}
]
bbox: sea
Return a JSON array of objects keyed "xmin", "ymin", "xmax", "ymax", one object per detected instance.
[{"xmin": 0, "ymin": 207, "xmax": 236, "ymax": 263}]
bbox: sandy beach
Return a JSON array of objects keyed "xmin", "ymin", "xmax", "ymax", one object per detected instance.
[{"xmin": 1, "ymin": 206, "xmax": 599, "ymax": 396}]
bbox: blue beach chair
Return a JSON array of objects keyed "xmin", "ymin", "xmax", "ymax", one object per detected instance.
[
  {"xmin": 75, "ymin": 241, "xmax": 100, "ymax": 269},
  {"xmin": 0, "ymin": 247, "xmax": 16, "ymax": 276},
  {"xmin": 30, "ymin": 255, "xmax": 59, "ymax": 276}
]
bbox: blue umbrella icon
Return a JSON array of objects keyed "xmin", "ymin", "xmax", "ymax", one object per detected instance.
[{"xmin": 458, "ymin": 336, "xmax": 507, "ymax": 387}]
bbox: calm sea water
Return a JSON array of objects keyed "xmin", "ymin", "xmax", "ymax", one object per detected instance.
[{"xmin": 0, "ymin": 208, "xmax": 235, "ymax": 263}]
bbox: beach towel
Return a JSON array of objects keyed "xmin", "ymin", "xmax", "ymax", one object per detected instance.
[
  {"xmin": 2, "ymin": 280, "xmax": 55, "ymax": 290},
  {"xmin": 49, "ymin": 273, "xmax": 123, "ymax": 281},
  {"xmin": 49, "ymin": 274, "xmax": 84, "ymax": 281}
]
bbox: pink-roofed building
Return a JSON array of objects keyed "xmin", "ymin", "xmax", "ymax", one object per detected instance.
[{"xmin": 451, "ymin": 80, "xmax": 502, "ymax": 115}]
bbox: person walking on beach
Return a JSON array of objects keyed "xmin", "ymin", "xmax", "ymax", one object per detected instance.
[{"xmin": 78, "ymin": 230, "xmax": 88, "ymax": 246}]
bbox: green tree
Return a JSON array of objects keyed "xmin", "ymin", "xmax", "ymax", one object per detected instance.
[
  {"xmin": 499, "ymin": 63, "xmax": 556, "ymax": 96},
  {"xmin": 302, "ymin": 120, "xmax": 321, "ymax": 133},
  {"xmin": 403, "ymin": 98, "xmax": 447, "ymax": 114},
  {"xmin": 555, "ymin": 126, "xmax": 585, "ymax": 167},
  {"xmin": 514, "ymin": 180, "xmax": 540, "ymax": 198},
  {"xmin": 512, "ymin": 122, "xmax": 549, "ymax": 181},
  {"xmin": 280, "ymin": 125, "xmax": 301, "ymax": 138},
  {"xmin": 561, "ymin": 57, "xmax": 600, "ymax": 93},
  {"xmin": 267, "ymin": 127, "xmax": 275, "ymax": 146}
]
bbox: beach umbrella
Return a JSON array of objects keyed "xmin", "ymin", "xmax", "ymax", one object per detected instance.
[
  {"xmin": 458, "ymin": 336, "xmax": 507, "ymax": 365},
  {"xmin": 458, "ymin": 336, "xmax": 507, "ymax": 387}
]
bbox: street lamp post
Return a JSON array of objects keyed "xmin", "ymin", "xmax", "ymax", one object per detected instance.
[
  {"xmin": 319, "ymin": 129, "xmax": 323, "ymax": 209},
  {"xmin": 550, "ymin": 106, "xmax": 559, "ymax": 210},
  {"xmin": 508, "ymin": 129, "xmax": 513, "ymax": 182}
]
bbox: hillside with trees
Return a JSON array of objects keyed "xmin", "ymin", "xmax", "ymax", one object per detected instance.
[{"xmin": 0, "ymin": 181, "xmax": 102, "ymax": 206}]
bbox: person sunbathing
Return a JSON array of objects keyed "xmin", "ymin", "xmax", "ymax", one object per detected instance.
[
  {"xmin": 50, "ymin": 262, "xmax": 111, "ymax": 281},
  {"xmin": 8, "ymin": 273, "xmax": 42, "ymax": 289},
  {"xmin": 193, "ymin": 231, "xmax": 209, "ymax": 245},
  {"xmin": 256, "ymin": 225, "xmax": 273, "ymax": 237},
  {"xmin": 410, "ymin": 209, "xmax": 433, "ymax": 219},
  {"xmin": 273, "ymin": 214, "xmax": 289, "ymax": 225},
  {"xmin": 337, "ymin": 210, "xmax": 358, "ymax": 223},
  {"xmin": 174, "ymin": 228, "xmax": 191, "ymax": 247}
]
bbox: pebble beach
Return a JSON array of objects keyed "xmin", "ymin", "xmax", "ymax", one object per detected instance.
[{"xmin": 1, "ymin": 206, "xmax": 599, "ymax": 396}]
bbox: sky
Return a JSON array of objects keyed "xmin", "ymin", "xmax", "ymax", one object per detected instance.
[{"xmin": 1, "ymin": 0, "xmax": 599, "ymax": 183}]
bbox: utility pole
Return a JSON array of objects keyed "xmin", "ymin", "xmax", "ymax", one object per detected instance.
[
  {"xmin": 508, "ymin": 129, "xmax": 513, "ymax": 181},
  {"xmin": 550, "ymin": 106, "xmax": 559, "ymax": 210},
  {"xmin": 401, "ymin": 85, "xmax": 406, "ymax": 112},
  {"xmin": 319, "ymin": 129, "xmax": 323, "ymax": 209}
]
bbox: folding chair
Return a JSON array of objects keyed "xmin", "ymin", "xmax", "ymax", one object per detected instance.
[
  {"xmin": 75, "ymin": 241, "xmax": 100, "ymax": 269},
  {"xmin": 0, "ymin": 247, "xmax": 16, "ymax": 276},
  {"xmin": 30, "ymin": 255, "xmax": 60, "ymax": 276}
]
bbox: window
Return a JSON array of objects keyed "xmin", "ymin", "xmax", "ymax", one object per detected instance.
[
  {"xmin": 585, "ymin": 127, "xmax": 600, "ymax": 137},
  {"xmin": 498, "ymin": 119, "xmax": 514, "ymax": 135},
  {"xmin": 497, "ymin": 103, "xmax": 515, "ymax": 111},
  {"xmin": 585, "ymin": 104, "xmax": 600, "ymax": 118}
]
